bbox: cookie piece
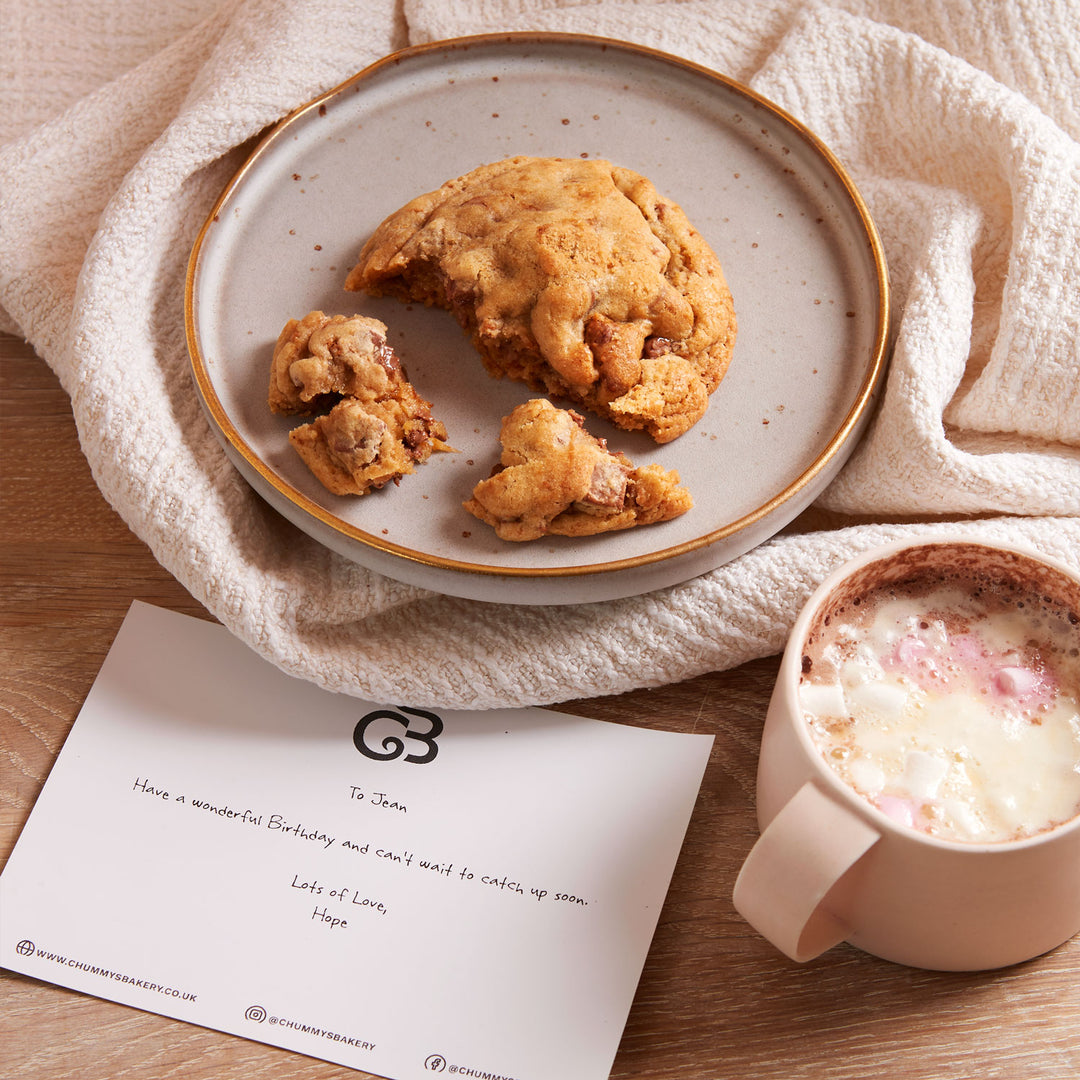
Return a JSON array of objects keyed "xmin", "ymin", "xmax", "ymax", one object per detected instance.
[
  {"xmin": 269, "ymin": 311, "xmax": 449, "ymax": 495},
  {"xmin": 289, "ymin": 395, "xmax": 447, "ymax": 496},
  {"xmin": 269, "ymin": 310, "xmax": 408, "ymax": 416},
  {"xmin": 464, "ymin": 398, "xmax": 693, "ymax": 541},
  {"xmin": 345, "ymin": 156, "xmax": 736, "ymax": 443}
]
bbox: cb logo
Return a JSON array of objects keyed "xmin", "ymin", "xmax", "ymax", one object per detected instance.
[{"xmin": 353, "ymin": 707, "xmax": 443, "ymax": 765}]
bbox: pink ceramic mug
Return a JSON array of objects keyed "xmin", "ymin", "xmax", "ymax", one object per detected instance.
[{"xmin": 733, "ymin": 537, "xmax": 1080, "ymax": 970}]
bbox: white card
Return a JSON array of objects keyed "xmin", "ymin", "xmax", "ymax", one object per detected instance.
[{"xmin": 0, "ymin": 602, "xmax": 712, "ymax": 1080}]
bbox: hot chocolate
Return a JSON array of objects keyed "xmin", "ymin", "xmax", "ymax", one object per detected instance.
[{"xmin": 799, "ymin": 545, "xmax": 1080, "ymax": 844}]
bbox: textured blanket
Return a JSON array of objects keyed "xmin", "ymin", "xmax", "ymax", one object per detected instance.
[{"xmin": 3, "ymin": 0, "xmax": 1078, "ymax": 708}]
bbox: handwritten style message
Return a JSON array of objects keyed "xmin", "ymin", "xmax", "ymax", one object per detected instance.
[{"xmin": 132, "ymin": 775, "xmax": 592, "ymax": 928}]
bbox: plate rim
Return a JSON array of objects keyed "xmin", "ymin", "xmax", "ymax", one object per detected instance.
[{"xmin": 185, "ymin": 30, "xmax": 890, "ymax": 583}]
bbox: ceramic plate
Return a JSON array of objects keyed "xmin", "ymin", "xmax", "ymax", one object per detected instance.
[{"xmin": 186, "ymin": 33, "xmax": 889, "ymax": 605}]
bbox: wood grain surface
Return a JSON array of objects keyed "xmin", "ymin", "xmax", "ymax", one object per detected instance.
[{"xmin": 2, "ymin": 331, "xmax": 1079, "ymax": 1079}]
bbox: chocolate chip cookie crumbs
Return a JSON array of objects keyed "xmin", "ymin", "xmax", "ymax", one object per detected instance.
[
  {"xmin": 464, "ymin": 398, "xmax": 692, "ymax": 541},
  {"xmin": 267, "ymin": 311, "xmax": 451, "ymax": 496}
]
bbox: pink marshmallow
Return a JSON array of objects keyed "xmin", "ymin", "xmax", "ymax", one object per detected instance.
[
  {"xmin": 990, "ymin": 663, "xmax": 1056, "ymax": 712},
  {"xmin": 993, "ymin": 666, "xmax": 1038, "ymax": 698},
  {"xmin": 875, "ymin": 795, "xmax": 917, "ymax": 830}
]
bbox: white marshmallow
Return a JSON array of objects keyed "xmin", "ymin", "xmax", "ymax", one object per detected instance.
[
  {"xmin": 799, "ymin": 680, "xmax": 848, "ymax": 719},
  {"xmin": 903, "ymin": 751, "xmax": 949, "ymax": 799},
  {"xmin": 846, "ymin": 678, "xmax": 909, "ymax": 721},
  {"xmin": 847, "ymin": 757, "xmax": 886, "ymax": 795}
]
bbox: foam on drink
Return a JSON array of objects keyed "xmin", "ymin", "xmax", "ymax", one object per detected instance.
[{"xmin": 799, "ymin": 547, "xmax": 1080, "ymax": 844}]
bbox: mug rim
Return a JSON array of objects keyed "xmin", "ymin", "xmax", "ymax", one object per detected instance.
[{"xmin": 781, "ymin": 533, "xmax": 1080, "ymax": 853}]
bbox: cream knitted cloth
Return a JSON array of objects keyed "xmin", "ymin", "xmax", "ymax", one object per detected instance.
[{"xmin": 3, "ymin": 0, "xmax": 1079, "ymax": 708}]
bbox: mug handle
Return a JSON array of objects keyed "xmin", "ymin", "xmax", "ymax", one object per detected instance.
[{"xmin": 732, "ymin": 781, "xmax": 880, "ymax": 962}]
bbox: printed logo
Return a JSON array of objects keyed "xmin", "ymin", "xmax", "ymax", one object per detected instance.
[
  {"xmin": 424, "ymin": 1053, "xmax": 447, "ymax": 1072},
  {"xmin": 245, "ymin": 1004, "xmax": 268, "ymax": 1023},
  {"xmin": 16, "ymin": 939, "xmax": 34, "ymax": 957},
  {"xmin": 353, "ymin": 707, "xmax": 443, "ymax": 765}
]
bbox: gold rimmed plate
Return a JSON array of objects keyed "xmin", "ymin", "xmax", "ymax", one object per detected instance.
[{"xmin": 186, "ymin": 33, "xmax": 889, "ymax": 605}]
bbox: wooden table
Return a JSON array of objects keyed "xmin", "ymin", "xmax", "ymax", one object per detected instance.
[{"xmin": 2, "ymin": 328, "xmax": 1078, "ymax": 1079}]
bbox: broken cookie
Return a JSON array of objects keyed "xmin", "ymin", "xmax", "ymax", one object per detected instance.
[
  {"xmin": 269, "ymin": 310, "xmax": 450, "ymax": 495},
  {"xmin": 345, "ymin": 156, "xmax": 736, "ymax": 443},
  {"xmin": 464, "ymin": 398, "xmax": 693, "ymax": 541}
]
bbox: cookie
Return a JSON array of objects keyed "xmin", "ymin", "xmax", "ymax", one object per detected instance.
[
  {"xmin": 269, "ymin": 310, "xmax": 449, "ymax": 495},
  {"xmin": 345, "ymin": 156, "xmax": 736, "ymax": 443},
  {"xmin": 463, "ymin": 398, "xmax": 693, "ymax": 541},
  {"xmin": 270, "ymin": 310, "xmax": 407, "ymax": 415}
]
